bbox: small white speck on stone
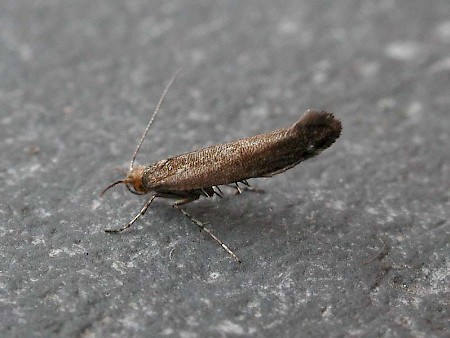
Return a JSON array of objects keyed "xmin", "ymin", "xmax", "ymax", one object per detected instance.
[
  {"xmin": 215, "ymin": 320, "xmax": 245, "ymax": 335},
  {"xmin": 2, "ymin": 116, "xmax": 13, "ymax": 125},
  {"xmin": 31, "ymin": 235, "xmax": 45, "ymax": 245},
  {"xmin": 161, "ymin": 328, "xmax": 174, "ymax": 336},
  {"xmin": 278, "ymin": 19, "xmax": 299, "ymax": 34},
  {"xmin": 112, "ymin": 261, "xmax": 128, "ymax": 275},
  {"xmin": 208, "ymin": 271, "xmax": 220, "ymax": 281},
  {"xmin": 321, "ymin": 306, "xmax": 332, "ymax": 317},
  {"xmin": 179, "ymin": 331, "xmax": 198, "ymax": 338},
  {"xmin": 405, "ymin": 101, "xmax": 423, "ymax": 123},
  {"xmin": 91, "ymin": 199, "xmax": 102, "ymax": 210},
  {"xmin": 365, "ymin": 207, "xmax": 379, "ymax": 215},
  {"xmin": 36, "ymin": 208, "xmax": 52, "ymax": 218},
  {"xmin": 120, "ymin": 313, "xmax": 141, "ymax": 331},
  {"xmin": 49, "ymin": 248, "xmax": 63, "ymax": 257},
  {"xmin": 385, "ymin": 41, "xmax": 422, "ymax": 61},
  {"xmin": 200, "ymin": 298, "xmax": 212, "ymax": 306},
  {"xmin": 426, "ymin": 263, "xmax": 450, "ymax": 295},
  {"xmin": 187, "ymin": 110, "xmax": 211, "ymax": 123}
]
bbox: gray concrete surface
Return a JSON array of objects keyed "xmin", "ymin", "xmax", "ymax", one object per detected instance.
[{"xmin": 1, "ymin": 0, "xmax": 449, "ymax": 337}]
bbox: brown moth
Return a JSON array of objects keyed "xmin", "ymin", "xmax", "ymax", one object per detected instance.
[{"xmin": 102, "ymin": 72, "xmax": 342, "ymax": 262}]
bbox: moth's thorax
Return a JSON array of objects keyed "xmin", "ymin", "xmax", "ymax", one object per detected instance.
[{"xmin": 125, "ymin": 165, "xmax": 148, "ymax": 194}]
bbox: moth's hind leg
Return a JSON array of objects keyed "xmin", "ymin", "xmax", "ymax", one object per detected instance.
[
  {"xmin": 105, "ymin": 195, "xmax": 157, "ymax": 233},
  {"xmin": 226, "ymin": 181, "xmax": 265, "ymax": 195},
  {"xmin": 172, "ymin": 197, "xmax": 241, "ymax": 263}
]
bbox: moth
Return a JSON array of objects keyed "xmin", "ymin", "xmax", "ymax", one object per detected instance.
[{"xmin": 102, "ymin": 72, "xmax": 342, "ymax": 262}]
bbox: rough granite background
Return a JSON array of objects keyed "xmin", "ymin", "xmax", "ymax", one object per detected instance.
[{"xmin": 0, "ymin": 0, "xmax": 449, "ymax": 337}]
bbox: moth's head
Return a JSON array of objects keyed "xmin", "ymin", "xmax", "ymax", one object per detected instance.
[{"xmin": 101, "ymin": 165, "xmax": 148, "ymax": 196}]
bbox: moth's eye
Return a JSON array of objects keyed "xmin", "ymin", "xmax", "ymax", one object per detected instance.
[{"xmin": 126, "ymin": 182, "xmax": 143, "ymax": 195}]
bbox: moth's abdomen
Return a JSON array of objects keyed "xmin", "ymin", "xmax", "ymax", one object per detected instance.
[{"xmin": 143, "ymin": 110, "xmax": 341, "ymax": 191}]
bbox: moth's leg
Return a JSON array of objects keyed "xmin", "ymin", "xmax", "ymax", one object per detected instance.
[
  {"xmin": 172, "ymin": 198, "xmax": 241, "ymax": 263},
  {"xmin": 234, "ymin": 183, "xmax": 243, "ymax": 194},
  {"xmin": 238, "ymin": 180, "xmax": 265, "ymax": 193},
  {"xmin": 212, "ymin": 186, "xmax": 223, "ymax": 198},
  {"xmin": 105, "ymin": 195, "xmax": 157, "ymax": 233},
  {"xmin": 223, "ymin": 183, "xmax": 243, "ymax": 194},
  {"xmin": 226, "ymin": 182, "xmax": 265, "ymax": 195}
]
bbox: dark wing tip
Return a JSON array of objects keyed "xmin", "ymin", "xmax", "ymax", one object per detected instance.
[
  {"xmin": 302, "ymin": 109, "xmax": 342, "ymax": 133},
  {"xmin": 289, "ymin": 110, "xmax": 342, "ymax": 151}
]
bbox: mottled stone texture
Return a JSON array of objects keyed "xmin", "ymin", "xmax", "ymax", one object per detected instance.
[{"xmin": 0, "ymin": 0, "xmax": 448, "ymax": 337}]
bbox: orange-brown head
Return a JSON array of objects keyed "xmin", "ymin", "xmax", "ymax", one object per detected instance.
[{"xmin": 101, "ymin": 165, "xmax": 149, "ymax": 196}]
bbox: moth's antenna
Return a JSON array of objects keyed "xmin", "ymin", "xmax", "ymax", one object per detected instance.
[
  {"xmin": 129, "ymin": 69, "xmax": 182, "ymax": 171},
  {"xmin": 100, "ymin": 180, "xmax": 124, "ymax": 196}
]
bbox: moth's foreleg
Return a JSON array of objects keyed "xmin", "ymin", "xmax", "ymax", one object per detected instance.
[
  {"xmin": 172, "ymin": 200, "xmax": 241, "ymax": 263},
  {"xmin": 105, "ymin": 195, "xmax": 157, "ymax": 233}
]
